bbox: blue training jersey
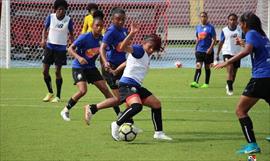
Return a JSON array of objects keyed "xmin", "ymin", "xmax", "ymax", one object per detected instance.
[
  {"xmin": 72, "ymin": 32, "xmax": 102, "ymax": 69},
  {"xmin": 245, "ymin": 30, "xmax": 270, "ymax": 78},
  {"xmin": 102, "ymin": 24, "xmax": 128, "ymax": 66},
  {"xmin": 196, "ymin": 23, "xmax": 216, "ymax": 52}
]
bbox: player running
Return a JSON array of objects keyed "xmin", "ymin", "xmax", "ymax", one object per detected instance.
[
  {"xmin": 216, "ymin": 13, "xmax": 243, "ymax": 95},
  {"xmin": 190, "ymin": 12, "xmax": 216, "ymax": 88},
  {"xmin": 60, "ymin": 11, "xmax": 118, "ymax": 122},
  {"xmin": 215, "ymin": 12, "xmax": 270, "ymax": 154},
  {"xmin": 104, "ymin": 24, "xmax": 172, "ymax": 141},
  {"xmin": 41, "ymin": 0, "xmax": 74, "ymax": 103}
]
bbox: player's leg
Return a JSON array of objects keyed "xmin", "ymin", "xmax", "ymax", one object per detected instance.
[
  {"xmin": 51, "ymin": 65, "xmax": 63, "ymax": 102},
  {"xmin": 143, "ymin": 94, "xmax": 172, "ymax": 140},
  {"xmin": 201, "ymin": 52, "xmax": 214, "ymax": 88},
  {"xmin": 226, "ymin": 63, "xmax": 234, "ymax": 95},
  {"xmin": 42, "ymin": 47, "xmax": 54, "ymax": 101},
  {"xmin": 191, "ymin": 52, "xmax": 203, "ymax": 88},
  {"xmin": 236, "ymin": 95, "xmax": 261, "ymax": 154}
]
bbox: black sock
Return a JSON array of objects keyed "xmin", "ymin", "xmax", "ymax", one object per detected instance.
[
  {"xmin": 205, "ymin": 68, "xmax": 211, "ymax": 84},
  {"xmin": 227, "ymin": 80, "xmax": 233, "ymax": 91},
  {"xmin": 113, "ymin": 106, "xmax": 120, "ymax": 115},
  {"xmin": 152, "ymin": 108, "xmax": 163, "ymax": 131},
  {"xmin": 239, "ymin": 117, "xmax": 256, "ymax": 143},
  {"xmin": 66, "ymin": 98, "xmax": 77, "ymax": 110},
  {"xmin": 193, "ymin": 69, "xmax": 201, "ymax": 83},
  {"xmin": 89, "ymin": 104, "xmax": 98, "ymax": 115},
  {"xmin": 116, "ymin": 103, "xmax": 142, "ymax": 126},
  {"xmin": 44, "ymin": 76, "xmax": 53, "ymax": 93},
  {"xmin": 56, "ymin": 78, "xmax": 63, "ymax": 98}
]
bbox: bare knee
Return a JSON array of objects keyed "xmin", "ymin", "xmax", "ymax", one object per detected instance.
[
  {"xmin": 235, "ymin": 105, "xmax": 248, "ymax": 118},
  {"xmin": 152, "ymin": 100, "xmax": 161, "ymax": 109},
  {"xmin": 79, "ymin": 89, "xmax": 87, "ymax": 97},
  {"xmin": 196, "ymin": 63, "xmax": 202, "ymax": 69}
]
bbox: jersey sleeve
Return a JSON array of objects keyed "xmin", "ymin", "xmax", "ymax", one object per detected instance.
[
  {"xmin": 68, "ymin": 18, "xmax": 74, "ymax": 32},
  {"xmin": 210, "ymin": 25, "xmax": 216, "ymax": 37},
  {"xmin": 245, "ymin": 31, "xmax": 257, "ymax": 47},
  {"xmin": 102, "ymin": 29, "xmax": 115, "ymax": 45},
  {"xmin": 73, "ymin": 34, "xmax": 86, "ymax": 49},
  {"xmin": 44, "ymin": 15, "xmax": 51, "ymax": 29},
  {"xmin": 220, "ymin": 31, "xmax": 225, "ymax": 42},
  {"xmin": 131, "ymin": 45, "xmax": 145, "ymax": 58}
]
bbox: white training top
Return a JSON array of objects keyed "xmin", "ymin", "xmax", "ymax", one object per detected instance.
[
  {"xmin": 221, "ymin": 26, "xmax": 242, "ymax": 55},
  {"xmin": 47, "ymin": 14, "xmax": 71, "ymax": 45}
]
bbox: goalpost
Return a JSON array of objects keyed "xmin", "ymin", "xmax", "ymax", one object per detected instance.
[{"xmin": 0, "ymin": 0, "xmax": 269, "ymax": 68}]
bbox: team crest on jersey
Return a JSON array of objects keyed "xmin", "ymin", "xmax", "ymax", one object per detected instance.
[
  {"xmin": 85, "ymin": 47, "xmax": 100, "ymax": 58},
  {"xmin": 56, "ymin": 23, "xmax": 64, "ymax": 28},
  {"xmin": 203, "ymin": 27, "xmax": 207, "ymax": 31}
]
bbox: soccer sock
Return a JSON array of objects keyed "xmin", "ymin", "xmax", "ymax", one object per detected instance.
[
  {"xmin": 116, "ymin": 103, "xmax": 142, "ymax": 126},
  {"xmin": 66, "ymin": 98, "xmax": 77, "ymax": 110},
  {"xmin": 89, "ymin": 104, "xmax": 98, "ymax": 115},
  {"xmin": 227, "ymin": 80, "xmax": 233, "ymax": 91},
  {"xmin": 193, "ymin": 69, "xmax": 201, "ymax": 83},
  {"xmin": 205, "ymin": 68, "xmax": 211, "ymax": 84},
  {"xmin": 239, "ymin": 116, "xmax": 256, "ymax": 143},
  {"xmin": 113, "ymin": 106, "xmax": 120, "ymax": 115},
  {"xmin": 44, "ymin": 76, "xmax": 53, "ymax": 93},
  {"xmin": 151, "ymin": 108, "xmax": 163, "ymax": 131},
  {"xmin": 56, "ymin": 78, "xmax": 63, "ymax": 98}
]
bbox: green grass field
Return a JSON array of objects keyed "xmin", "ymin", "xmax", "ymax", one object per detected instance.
[{"xmin": 0, "ymin": 68, "xmax": 269, "ymax": 161}]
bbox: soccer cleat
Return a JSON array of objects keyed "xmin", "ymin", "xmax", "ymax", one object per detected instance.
[
  {"xmin": 200, "ymin": 83, "xmax": 209, "ymax": 88},
  {"xmin": 236, "ymin": 143, "xmax": 261, "ymax": 154},
  {"xmin": 226, "ymin": 85, "xmax": 233, "ymax": 96},
  {"xmin": 84, "ymin": 105, "xmax": 93, "ymax": 125},
  {"xmin": 60, "ymin": 107, "xmax": 70, "ymax": 121},
  {"xmin": 153, "ymin": 131, "xmax": 173, "ymax": 140},
  {"xmin": 43, "ymin": 93, "xmax": 54, "ymax": 102},
  {"xmin": 190, "ymin": 82, "xmax": 200, "ymax": 88},
  {"xmin": 51, "ymin": 97, "xmax": 60, "ymax": 103},
  {"xmin": 111, "ymin": 121, "xmax": 120, "ymax": 141},
  {"xmin": 266, "ymin": 136, "xmax": 270, "ymax": 142}
]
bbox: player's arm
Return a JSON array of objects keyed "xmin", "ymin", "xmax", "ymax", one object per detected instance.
[
  {"xmin": 118, "ymin": 23, "xmax": 140, "ymax": 53},
  {"xmin": 216, "ymin": 31, "xmax": 225, "ymax": 61},
  {"xmin": 68, "ymin": 43, "xmax": 88, "ymax": 65},
  {"xmin": 99, "ymin": 42, "xmax": 110, "ymax": 69},
  {"xmin": 109, "ymin": 61, "xmax": 127, "ymax": 76},
  {"xmin": 41, "ymin": 15, "xmax": 50, "ymax": 48},
  {"xmin": 68, "ymin": 19, "xmax": 75, "ymax": 45},
  {"xmin": 207, "ymin": 26, "xmax": 217, "ymax": 54}
]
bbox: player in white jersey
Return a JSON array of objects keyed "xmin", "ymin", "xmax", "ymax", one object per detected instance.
[
  {"xmin": 100, "ymin": 24, "xmax": 172, "ymax": 141},
  {"xmin": 41, "ymin": 0, "xmax": 74, "ymax": 103},
  {"xmin": 216, "ymin": 13, "xmax": 243, "ymax": 96}
]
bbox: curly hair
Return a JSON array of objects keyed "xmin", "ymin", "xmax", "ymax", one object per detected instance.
[
  {"xmin": 144, "ymin": 34, "xmax": 163, "ymax": 52},
  {"xmin": 93, "ymin": 10, "xmax": 104, "ymax": 21},
  {"xmin": 110, "ymin": 7, "xmax": 125, "ymax": 17},
  {"xmin": 53, "ymin": 0, "xmax": 68, "ymax": 10},
  {"xmin": 86, "ymin": 3, "xmax": 98, "ymax": 13}
]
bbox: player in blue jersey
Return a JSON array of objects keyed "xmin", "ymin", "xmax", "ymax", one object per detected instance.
[
  {"xmin": 60, "ymin": 11, "xmax": 118, "ymax": 123},
  {"xmin": 215, "ymin": 12, "xmax": 270, "ymax": 154},
  {"xmin": 216, "ymin": 13, "xmax": 243, "ymax": 95},
  {"xmin": 104, "ymin": 24, "xmax": 172, "ymax": 141},
  {"xmin": 191, "ymin": 12, "xmax": 216, "ymax": 88},
  {"xmin": 41, "ymin": 0, "xmax": 74, "ymax": 103},
  {"xmin": 99, "ymin": 7, "xmax": 128, "ymax": 118}
]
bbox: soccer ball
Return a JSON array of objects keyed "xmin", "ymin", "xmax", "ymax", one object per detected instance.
[
  {"xmin": 118, "ymin": 123, "xmax": 137, "ymax": 142},
  {"xmin": 174, "ymin": 61, "xmax": 182, "ymax": 68}
]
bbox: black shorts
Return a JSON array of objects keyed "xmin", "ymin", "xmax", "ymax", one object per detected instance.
[
  {"xmin": 223, "ymin": 55, "xmax": 241, "ymax": 68},
  {"xmin": 119, "ymin": 84, "xmax": 153, "ymax": 103},
  {"xmin": 102, "ymin": 63, "xmax": 123, "ymax": 89},
  {"xmin": 195, "ymin": 51, "xmax": 214, "ymax": 64},
  {"xmin": 242, "ymin": 77, "xmax": 270, "ymax": 105},
  {"xmin": 42, "ymin": 47, "xmax": 67, "ymax": 66},
  {"xmin": 72, "ymin": 68, "xmax": 103, "ymax": 85}
]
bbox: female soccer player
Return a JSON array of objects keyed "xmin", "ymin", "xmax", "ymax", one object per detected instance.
[
  {"xmin": 99, "ymin": 7, "xmax": 128, "ymax": 116},
  {"xmin": 216, "ymin": 13, "xmax": 243, "ymax": 95},
  {"xmin": 60, "ymin": 11, "xmax": 118, "ymax": 122},
  {"xmin": 41, "ymin": 0, "xmax": 74, "ymax": 103},
  {"xmin": 190, "ymin": 12, "xmax": 216, "ymax": 88},
  {"xmin": 215, "ymin": 12, "xmax": 270, "ymax": 154},
  {"xmin": 81, "ymin": 3, "xmax": 98, "ymax": 34},
  {"xmin": 107, "ymin": 24, "xmax": 172, "ymax": 141}
]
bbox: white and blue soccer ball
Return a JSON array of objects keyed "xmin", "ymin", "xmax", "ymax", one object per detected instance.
[{"xmin": 118, "ymin": 123, "xmax": 137, "ymax": 142}]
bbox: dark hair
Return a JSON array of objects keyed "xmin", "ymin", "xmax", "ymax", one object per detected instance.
[
  {"xmin": 53, "ymin": 0, "xmax": 68, "ymax": 10},
  {"xmin": 200, "ymin": 11, "xmax": 208, "ymax": 17},
  {"xmin": 110, "ymin": 7, "xmax": 125, "ymax": 17},
  {"xmin": 228, "ymin": 13, "xmax": 238, "ymax": 19},
  {"xmin": 93, "ymin": 10, "xmax": 104, "ymax": 21},
  {"xmin": 240, "ymin": 12, "xmax": 266, "ymax": 36},
  {"xmin": 86, "ymin": 3, "xmax": 98, "ymax": 13},
  {"xmin": 144, "ymin": 34, "xmax": 163, "ymax": 52}
]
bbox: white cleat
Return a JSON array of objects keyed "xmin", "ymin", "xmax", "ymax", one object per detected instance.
[
  {"xmin": 154, "ymin": 131, "xmax": 173, "ymax": 140},
  {"xmin": 226, "ymin": 85, "xmax": 233, "ymax": 96},
  {"xmin": 84, "ymin": 105, "xmax": 93, "ymax": 125},
  {"xmin": 60, "ymin": 108, "xmax": 70, "ymax": 121},
  {"xmin": 51, "ymin": 97, "xmax": 60, "ymax": 103},
  {"xmin": 111, "ymin": 121, "xmax": 120, "ymax": 141}
]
